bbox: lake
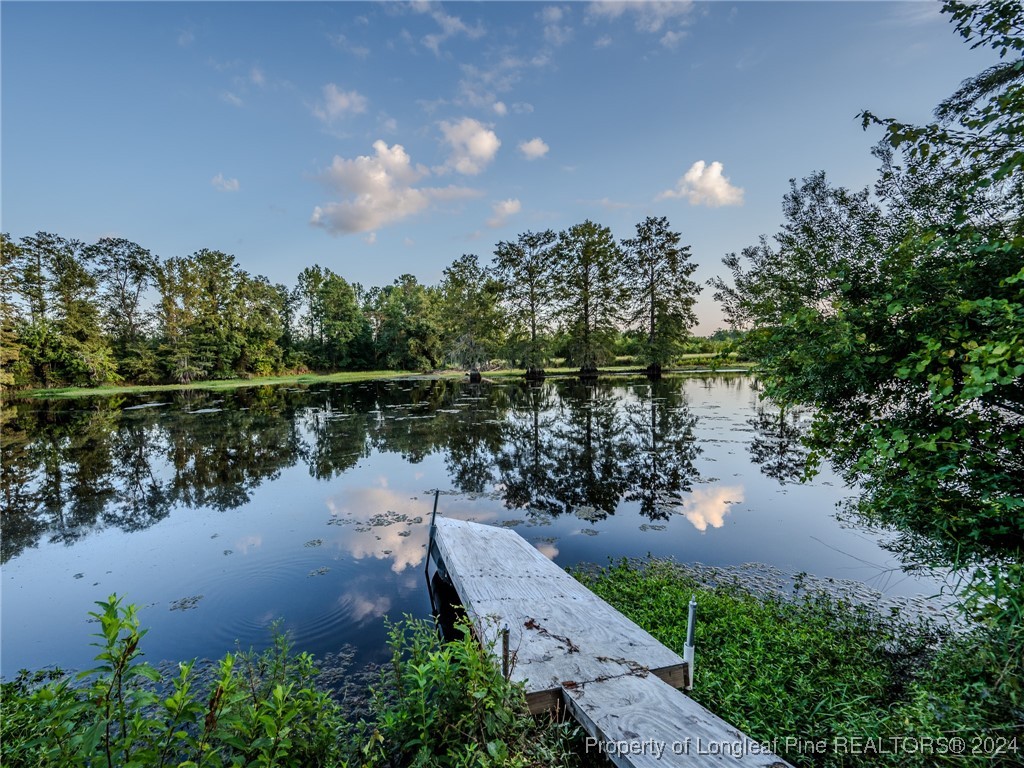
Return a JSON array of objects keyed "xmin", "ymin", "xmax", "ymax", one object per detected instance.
[{"xmin": 1, "ymin": 374, "xmax": 949, "ymax": 677}]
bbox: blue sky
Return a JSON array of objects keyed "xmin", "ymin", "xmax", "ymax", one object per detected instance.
[{"xmin": 1, "ymin": 1, "xmax": 1000, "ymax": 332}]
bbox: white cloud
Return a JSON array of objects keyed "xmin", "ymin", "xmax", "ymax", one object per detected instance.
[
  {"xmin": 177, "ymin": 28, "xmax": 194, "ymax": 47},
  {"xmin": 312, "ymin": 83, "xmax": 368, "ymax": 124},
  {"xmin": 211, "ymin": 173, "xmax": 240, "ymax": 192},
  {"xmin": 519, "ymin": 137, "xmax": 549, "ymax": 160},
  {"xmin": 659, "ymin": 160, "xmax": 744, "ymax": 207},
  {"xmin": 487, "ymin": 198, "xmax": 521, "ymax": 228},
  {"xmin": 541, "ymin": 5, "xmax": 573, "ymax": 46},
  {"xmin": 363, "ymin": 232, "xmax": 377, "ymax": 244},
  {"xmin": 329, "ymin": 33, "xmax": 371, "ymax": 58},
  {"xmin": 541, "ymin": 6, "xmax": 564, "ymax": 24},
  {"xmin": 493, "ymin": 101, "xmax": 508, "ymax": 116},
  {"xmin": 412, "ymin": 2, "xmax": 485, "ymax": 55},
  {"xmin": 439, "ymin": 118, "xmax": 501, "ymax": 175},
  {"xmin": 585, "ymin": 1, "xmax": 694, "ymax": 33},
  {"xmin": 311, "ymin": 139, "xmax": 480, "ymax": 234},
  {"xmin": 594, "ymin": 34, "xmax": 613, "ymax": 48},
  {"xmin": 660, "ymin": 29, "xmax": 685, "ymax": 48},
  {"xmin": 250, "ymin": 67, "xmax": 265, "ymax": 86},
  {"xmin": 221, "ymin": 91, "xmax": 244, "ymax": 108}
]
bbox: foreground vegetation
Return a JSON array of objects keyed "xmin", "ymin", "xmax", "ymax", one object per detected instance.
[
  {"xmin": 583, "ymin": 559, "xmax": 1021, "ymax": 768},
  {"xmin": 6, "ymin": 563, "xmax": 1021, "ymax": 768},
  {"xmin": 0, "ymin": 596, "xmax": 580, "ymax": 768}
]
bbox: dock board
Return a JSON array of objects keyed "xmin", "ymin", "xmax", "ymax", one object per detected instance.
[{"xmin": 431, "ymin": 517, "xmax": 792, "ymax": 767}]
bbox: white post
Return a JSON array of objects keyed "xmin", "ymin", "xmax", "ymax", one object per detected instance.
[{"xmin": 683, "ymin": 595, "xmax": 696, "ymax": 690}]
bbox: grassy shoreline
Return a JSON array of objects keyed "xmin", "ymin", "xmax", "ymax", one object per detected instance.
[
  {"xmin": 16, "ymin": 361, "xmax": 755, "ymax": 399},
  {"xmin": 582, "ymin": 559, "xmax": 1019, "ymax": 768}
]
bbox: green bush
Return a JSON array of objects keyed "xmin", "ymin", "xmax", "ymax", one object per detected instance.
[
  {"xmin": 1, "ymin": 595, "xmax": 345, "ymax": 767},
  {"xmin": 353, "ymin": 618, "xmax": 580, "ymax": 768}
]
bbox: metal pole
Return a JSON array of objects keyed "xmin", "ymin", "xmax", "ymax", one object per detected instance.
[
  {"xmin": 683, "ymin": 595, "xmax": 696, "ymax": 690},
  {"xmin": 502, "ymin": 625, "xmax": 510, "ymax": 679},
  {"xmin": 424, "ymin": 490, "xmax": 441, "ymax": 580}
]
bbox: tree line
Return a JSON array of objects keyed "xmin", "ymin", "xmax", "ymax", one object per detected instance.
[{"xmin": 0, "ymin": 216, "xmax": 701, "ymax": 390}]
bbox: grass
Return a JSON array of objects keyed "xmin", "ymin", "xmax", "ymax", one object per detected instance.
[
  {"xmin": 18, "ymin": 359, "xmax": 755, "ymax": 399},
  {"xmin": 20, "ymin": 370, "xmax": 420, "ymax": 399},
  {"xmin": 577, "ymin": 559, "xmax": 1022, "ymax": 768}
]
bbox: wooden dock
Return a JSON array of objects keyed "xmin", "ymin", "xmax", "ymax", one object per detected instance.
[{"xmin": 429, "ymin": 517, "xmax": 792, "ymax": 767}]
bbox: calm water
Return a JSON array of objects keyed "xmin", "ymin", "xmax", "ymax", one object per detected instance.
[{"xmin": 1, "ymin": 375, "xmax": 944, "ymax": 676}]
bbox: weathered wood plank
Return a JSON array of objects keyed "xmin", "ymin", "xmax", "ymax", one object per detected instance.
[
  {"xmin": 433, "ymin": 517, "xmax": 687, "ymax": 708},
  {"xmin": 562, "ymin": 674, "xmax": 790, "ymax": 767}
]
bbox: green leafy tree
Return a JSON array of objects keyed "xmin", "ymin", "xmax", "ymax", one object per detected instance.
[
  {"xmin": 713, "ymin": 0, "xmax": 1023, "ymax": 700},
  {"xmin": 86, "ymin": 237, "xmax": 159, "ymax": 382},
  {"xmin": 553, "ymin": 220, "xmax": 625, "ymax": 374},
  {"xmin": 492, "ymin": 230, "xmax": 557, "ymax": 376},
  {"xmin": 368, "ymin": 274, "xmax": 442, "ymax": 371},
  {"xmin": 621, "ymin": 216, "xmax": 700, "ymax": 373},
  {"xmin": 16, "ymin": 232, "xmax": 116, "ymax": 386},
  {"xmin": 0, "ymin": 234, "xmax": 24, "ymax": 388},
  {"xmin": 293, "ymin": 265, "xmax": 368, "ymax": 370},
  {"xmin": 154, "ymin": 256, "xmax": 202, "ymax": 384},
  {"xmin": 438, "ymin": 254, "xmax": 505, "ymax": 369}
]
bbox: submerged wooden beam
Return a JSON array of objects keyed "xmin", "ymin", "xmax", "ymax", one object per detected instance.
[{"xmin": 431, "ymin": 517, "xmax": 792, "ymax": 767}]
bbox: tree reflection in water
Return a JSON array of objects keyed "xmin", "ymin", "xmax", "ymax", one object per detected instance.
[
  {"xmin": 1, "ymin": 377, "xmax": 711, "ymax": 563},
  {"xmin": 746, "ymin": 406, "xmax": 811, "ymax": 485}
]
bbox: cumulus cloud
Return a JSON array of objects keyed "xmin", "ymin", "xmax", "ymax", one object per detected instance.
[
  {"xmin": 221, "ymin": 91, "xmax": 244, "ymax": 108},
  {"xmin": 312, "ymin": 83, "xmax": 368, "ymax": 124},
  {"xmin": 439, "ymin": 118, "xmax": 501, "ymax": 175},
  {"xmin": 519, "ymin": 137, "xmax": 550, "ymax": 160},
  {"xmin": 250, "ymin": 67, "xmax": 265, "ymax": 86},
  {"xmin": 493, "ymin": 101, "xmax": 508, "ymax": 116},
  {"xmin": 594, "ymin": 34, "xmax": 613, "ymax": 48},
  {"xmin": 311, "ymin": 139, "xmax": 480, "ymax": 234},
  {"xmin": 211, "ymin": 173, "xmax": 240, "ymax": 192},
  {"xmin": 586, "ymin": 0, "xmax": 694, "ymax": 33},
  {"xmin": 659, "ymin": 160, "xmax": 744, "ymax": 207},
  {"xmin": 177, "ymin": 28, "xmax": 195, "ymax": 47},
  {"xmin": 487, "ymin": 198, "xmax": 521, "ymax": 228}
]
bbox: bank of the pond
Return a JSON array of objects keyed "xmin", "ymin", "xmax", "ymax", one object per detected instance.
[
  {"xmin": 4, "ymin": 561, "xmax": 1018, "ymax": 768},
  {"xmin": 15, "ymin": 359, "xmax": 754, "ymax": 399},
  {"xmin": 18, "ymin": 369, "xmax": 420, "ymax": 399}
]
